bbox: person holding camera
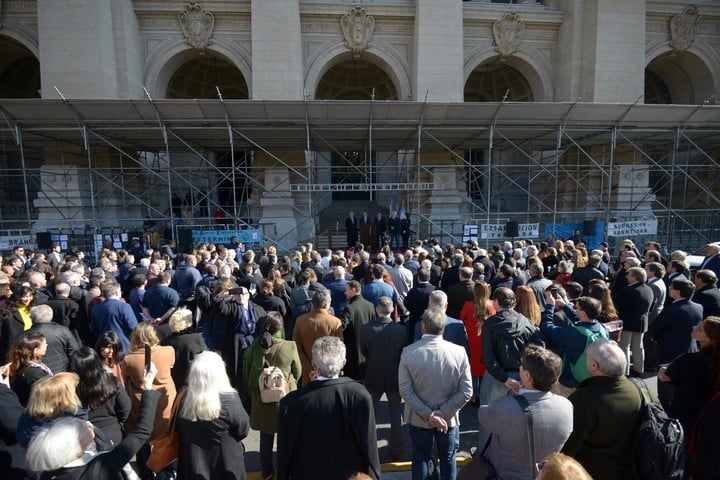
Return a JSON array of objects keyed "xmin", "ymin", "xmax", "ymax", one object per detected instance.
[{"xmin": 540, "ymin": 293, "xmax": 609, "ymax": 396}]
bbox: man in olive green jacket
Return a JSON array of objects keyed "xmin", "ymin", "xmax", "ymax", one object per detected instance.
[{"xmin": 562, "ymin": 339, "xmax": 644, "ymax": 480}]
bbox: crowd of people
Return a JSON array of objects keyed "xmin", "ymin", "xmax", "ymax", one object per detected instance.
[{"xmin": 0, "ymin": 232, "xmax": 719, "ymax": 480}]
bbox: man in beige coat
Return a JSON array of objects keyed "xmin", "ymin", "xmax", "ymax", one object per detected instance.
[{"xmin": 292, "ymin": 288, "xmax": 343, "ymax": 385}]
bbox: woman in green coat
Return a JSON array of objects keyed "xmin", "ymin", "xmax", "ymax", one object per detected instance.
[{"xmin": 244, "ymin": 311, "xmax": 301, "ymax": 480}]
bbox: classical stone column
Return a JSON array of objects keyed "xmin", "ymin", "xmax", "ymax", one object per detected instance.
[
  {"xmin": 37, "ymin": 0, "xmax": 143, "ymax": 98},
  {"xmin": 556, "ymin": 0, "xmax": 646, "ymax": 103},
  {"xmin": 414, "ymin": 0, "xmax": 464, "ymax": 102},
  {"xmin": 251, "ymin": 0, "xmax": 304, "ymax": 100}
]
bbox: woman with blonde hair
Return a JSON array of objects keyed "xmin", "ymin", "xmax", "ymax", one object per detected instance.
[
  {"xmin": 177, "ymin": 351, "xmax": 249, "ymax": 480},
  {"xmin": 516, "ymin": 285, "xmax": 541, "ymax": 327},
  {"xmin": 15, "ymin": 372, "xmax": 84, "ymax": 447},
  {"xmin": 571, "ymin": 249, "xmax": 588, "ymax": 268},
  {"xmin": 122, "ymin": 321, "xmax": 176, "ymax": 478},
  {"xmin": 536, "ymin": 452, "xmax": 592, "ymax": 480},
  {"xmin": 459, "ymin": 281, "xmax": 495, "ymax": 403},
  {"xmin": 162, "ymin": 307, "xmax": 207, "ymax": 388}
]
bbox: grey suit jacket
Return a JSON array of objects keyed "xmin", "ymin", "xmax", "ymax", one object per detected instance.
[
  {"xmin": 478, "ymin": 391, "xmax": 573, "ymax": 480},
  {"xmin": 398, "ymin": 334, "xmax": 472, "ymax": 429}
]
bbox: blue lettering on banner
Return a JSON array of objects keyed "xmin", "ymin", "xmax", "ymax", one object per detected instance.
[{"xmin": 191, "ymin": 229, "xmax": 261, "ymax": 245}]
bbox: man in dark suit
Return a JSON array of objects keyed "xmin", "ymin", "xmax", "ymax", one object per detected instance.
[
  {"xmin": 404, "ymin": 268, "xmax": 435, "ymax": 343},
  {"xmin": 698, "ymin": 244, "xmax": 720, "ymax": 280},
  {"xmin": 360, "ymin": 296, "xmax": 408, "ymax": 460},
  {"xmin": 359, "ymin": 211, "xmax": 373, "ymax": 250},
  {"xmin": 341, "ymin": 280, "xmax": 376, "ymax": 381},
  {"xmin": 214, "ymin": 286, "xmax": 267, "ymax": 405},
  {"xmin": 345, "ymin": 211, "xmax": 358, "ymax": 248},
  {"xmin": 440, "ymin": 253, "xmax": 463, "ymax": 292},
  {"xmin": 614, "ymin": 267, "xmax": 654, "ymax": 377},
  {"xmin": 693, "ymin": 269, "xmax": 720, "ymax": 318},
  {"xmin": 446, "ymin": 266, "xmax": 475, "ymax": 319},
  {"xmin": 412, "ymin": 291, "xmax": 470, "ymax": 358},
  {"xmin": 473, "ymin": 248, "xmax": 496, "ymax": 284},
  {"xmin": 572, "ymin": 254, "xmax": 606, "ymax": 295},
  {"xmin": 278, "ymin": 336, "xmax": 380, "ymax": 480},
  {"xmin": 374, "ymin": 212, "xmax": 387, "ymax": 251},
  {"xmin": 648, "ymin": 278, "xmax": 703, "ymax": 411}
]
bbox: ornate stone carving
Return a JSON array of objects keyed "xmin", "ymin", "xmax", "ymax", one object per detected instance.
[
  {"xmin": 178, "ymin": 2, "xmax": 215, "ymax": 51},
  {"xmin": 340, "ymin": 7, "xmax": 375, "ymax": 60},
  {"xmin": 670, "ymin": 6, "xmax": 703, "ymax": 52},
  {"xmin": 492, "ymin": 12, "xmax": 525, "ymax": 59}
]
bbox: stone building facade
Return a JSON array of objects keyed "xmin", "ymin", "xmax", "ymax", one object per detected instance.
[{"xmin": 0, "ymin": 0, "xmax": 718, "ymax": 249}]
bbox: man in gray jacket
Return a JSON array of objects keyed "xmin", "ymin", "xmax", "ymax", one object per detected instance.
[
  {"xmin": 478, "ymin": 345, "xmax": 573, "ymax": 480},
  {"xmin": 399, "ymin": 308, "xmax": 472, "ymax": 480}
]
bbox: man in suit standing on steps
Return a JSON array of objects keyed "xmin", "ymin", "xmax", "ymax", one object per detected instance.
[{"xmin": 345, "ymin": 211, "xmax": 358, "ymax": 248}]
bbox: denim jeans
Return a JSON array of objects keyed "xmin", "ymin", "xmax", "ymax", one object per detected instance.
[{"xmin": 409, "ymin": 424, "xmax": 458, "ymax": 480}]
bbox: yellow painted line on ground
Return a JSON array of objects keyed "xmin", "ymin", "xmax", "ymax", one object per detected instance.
[{"xmin": 246, "ymin": 457, "xmax": 472, "ymax": 478}]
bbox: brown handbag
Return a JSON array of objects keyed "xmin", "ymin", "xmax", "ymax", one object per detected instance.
[{"xmin": 146, "ymin": 387, "xmax": 187, "ymax": 473}]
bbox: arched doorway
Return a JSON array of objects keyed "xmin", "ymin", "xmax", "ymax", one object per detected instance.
[
  {"xmin": 464, "ymin": 61, "xmax": 534, "ymax": 102},
  {"xmin": 166, "ymin": 54, "xmax": 248, "ymax": 99},
  {"xmin": 317, "ymin": 59, "xmax": 398, "ymax": 200},
  {"xmin": 0, "ymin": 36, "xmax": 41, "ymax": 229},
  {"xmin": 0, "ymin": 36, "xmax": 40, "ymax": 98},
  {"xmin": 645, "ymin": 51, "xmax": 714, "ymax": 105},
  {"xmin": 464, "ymin": 61, "xmax": 534, "ymax": 212},
  {"xmin": 166, "ymin": 54, "xmax": 250, "ymax": 220}
]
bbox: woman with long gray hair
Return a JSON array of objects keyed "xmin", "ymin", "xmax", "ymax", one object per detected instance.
[{"xmin": 176, "ymin": 351, "xmax": 249, "ymax": 480}]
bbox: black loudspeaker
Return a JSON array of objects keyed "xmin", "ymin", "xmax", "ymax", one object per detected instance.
[
  {"xmin": 506, "ymin": 221, "xmax": 519, "ymax": 238},
  {"xmin": 177, "ymin": 229, "xmax": 193, "ymax": 253},
  {"xmin": 583, "ymin": 220, "xmax": 596, "ymax": 236},
  {"xmin": 36, "ymin": 232, "xmax": 52, "ymax": 250}
]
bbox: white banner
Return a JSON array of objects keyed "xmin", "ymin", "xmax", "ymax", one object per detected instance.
[
  {"xmin": 0, "ymin": 235, "xmax": 37, "ymax": 250},
  {"xmin": 607, "ymin": 220, "xmax": 658, "ymax": 237},
  {"xmin": 517, "ymin": 223, "xmax": 540, "ymax": 238},
  {"xmin": 481, "ymin": 224, "xmax": 506, "ymax": 239},
  {"xmin": 463, "ymin": 224, "xmax": 478, "ymax": 243},
  {"xmin": 480, "ymin": 223, "xmax": 539, "ymax": 239}
]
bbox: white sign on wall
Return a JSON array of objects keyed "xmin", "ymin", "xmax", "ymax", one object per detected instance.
[{"xmin": 607, "ymin": 220, "xmax": 658, "ymax": 237}]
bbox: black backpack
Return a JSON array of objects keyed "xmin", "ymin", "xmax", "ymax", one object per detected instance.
[{"xmin": 630, "ymin": 378, "xmax": 685, "ymax": 480}]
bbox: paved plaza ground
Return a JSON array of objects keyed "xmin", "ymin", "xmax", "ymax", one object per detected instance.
[{"xmin": 241, "ymin": 374, "xmax": 659, "ymax": 479}]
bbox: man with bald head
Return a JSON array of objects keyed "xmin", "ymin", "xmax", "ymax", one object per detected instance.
[
  {"xmin": 563, "ymin": 340, "xmax": 645, "ymax": 480},
  {"xmin": 699, "ymin": 244, "xmax": 720, "ymax": 280}
]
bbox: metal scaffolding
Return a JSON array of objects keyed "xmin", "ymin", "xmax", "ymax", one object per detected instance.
[{"xmin": 0, "ymin": 99, "xmax": 719, "ymax": 252}]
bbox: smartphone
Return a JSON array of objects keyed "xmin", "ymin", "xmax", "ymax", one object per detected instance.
[{"xmin": 144, "ymin": 344, "xmax": 151, "ymax": 374}]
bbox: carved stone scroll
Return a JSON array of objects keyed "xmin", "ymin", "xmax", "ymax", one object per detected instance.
[
  {"xmin": 492, "ymin": 12, "xmax": 525, "ymax": 59},
  {"xmin": 341, "ymin": 7, "xmax": 375, "ymax": 60},
  {"xmin": 178, "ymin": 2, "xmax": 215, "ymax": 51},
  {"xmin": 670, "ymin": 6, "xmax": 703, "ymax": 52}
]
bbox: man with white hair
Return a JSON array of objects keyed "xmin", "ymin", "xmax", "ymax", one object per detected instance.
[
  {"xmin": 391, "ymin": 254, "xmax": 413, "ymax": 302},
  {"xmin": 399, "ymin": 309, "xmax": 472, "ymax": 480},
  {"xmin": 562, "ymin": 339, "xmax": 645, "ymax": 480},
  {"xmin": 27, "ymin": 304, "xmax": 78, "ymax": 373},
  {"xmin": 324, "ymin": 265, "xmax": 349, "ymax": 315},
  {"xmin": 615, "ymin": 267, "xmax": 654, "ymax": 377},
  {"xmin": 278, "ymin": 336, "xmax": 380, "ymax": 480}
]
